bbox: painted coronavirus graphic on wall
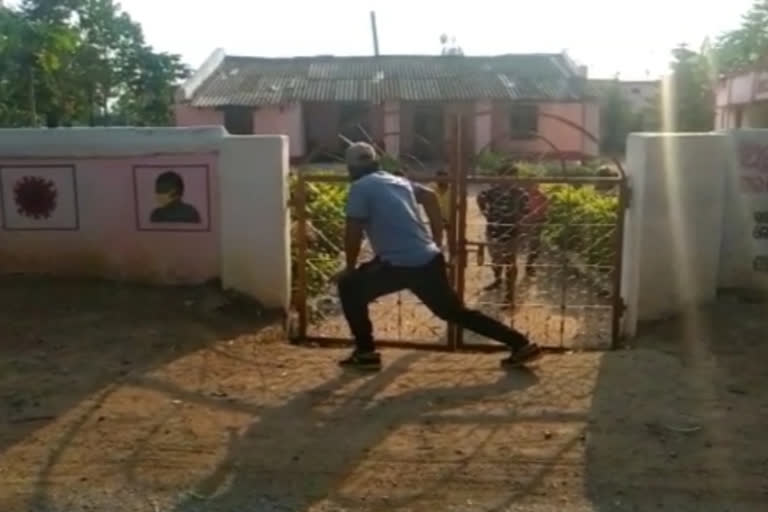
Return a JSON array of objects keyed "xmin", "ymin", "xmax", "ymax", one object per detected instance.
[{"xmin": 13, "ymin": 176, "xmax": 58, "ymax": 219}]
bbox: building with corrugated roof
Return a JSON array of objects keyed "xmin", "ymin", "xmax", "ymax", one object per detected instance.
[{"xmin": 175, "ymin": 50, "xmax": 599, "ymax": 161}]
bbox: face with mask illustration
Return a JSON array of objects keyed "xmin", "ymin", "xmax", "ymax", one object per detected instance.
[
  {"xmin": 155, "ymin": 171, "xmax": 183, "ymax": 207},
  {"xmin": 150, "ymin": 170, "xmax": 201, "ymax": 224}
]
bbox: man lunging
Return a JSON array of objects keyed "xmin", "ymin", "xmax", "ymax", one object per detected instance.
[{"xmin": 335, "ymin": 142, "xmax": 541, "ymax": 371}]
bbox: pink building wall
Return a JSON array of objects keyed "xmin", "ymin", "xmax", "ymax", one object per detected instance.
[
  {"xmin": 252, "ymin": 104, "xmax": 305, "ymax": 158},
  {"xmin": 582, "ymin": 102, "xmax": 600, "ymax": 155},
  {"xmin": 175, "ymin": 99, "xmax": 599, "ymax": 160},
  {"xmin": 0, "ymin": 153, "xmax": 219, "ymax": 283},
  {"xmin": 176, "ymin": 104, "xmax": 306, "ymax": 158},
  {"xmin": 174, "ymin": 104, "xmax": 224, "ymax": 127},
  {"xmin": 491, "ymin": 101, "xmax": 596, "ymax": 156},
  {"xmin": 729, "ymin": 74, "xmax": 754, "ymax": 105},
  {"xmin": 716, "ymin": 70, "xmax": 768, "ymax": 129}
]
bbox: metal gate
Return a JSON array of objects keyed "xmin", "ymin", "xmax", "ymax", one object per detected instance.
[{"xmin": 290, "ymin": 114, "xmax": 627, "ymax": 350}]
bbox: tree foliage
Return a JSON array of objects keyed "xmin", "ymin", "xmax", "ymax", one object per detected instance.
[
  {"xmin": 598, "ymin": 80, "xmax": 637, "ymax": 155},
  {"xmin": 0, "ymin": 0, "xmax": 189, "ymax": 127},
  {"xmin": 661, "ymin": 44, "xmax": 715, "ymax": 132},
  {"xmin": 715, "ymin": 0, "xmax": 768, "ymax": 73}
]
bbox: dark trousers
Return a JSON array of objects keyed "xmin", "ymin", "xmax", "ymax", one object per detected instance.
[
  {"xmin": 337, "ymin": 254, "xmax": 529, "ymax": 352},
  {"xmin": 525, "ymin": 224, "xmax": 543, "ymax": 267}
]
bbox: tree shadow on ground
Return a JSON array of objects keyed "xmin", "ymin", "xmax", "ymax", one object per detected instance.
[
  {"xmin": 584, "ymin": 301, "xmax": 768, "ymax": 511},
  {"xmin": 0, "ymin": 276, "xmax": 274, "ymax": 461}
]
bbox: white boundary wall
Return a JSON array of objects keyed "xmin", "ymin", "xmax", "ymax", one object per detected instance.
[
  {"xmin": 622, "ymin": 130, "xmax": 768, "ymax": 337},
  {"xmin": 0, "ymin": 127, "xmax": 290, "ymax": 312}
]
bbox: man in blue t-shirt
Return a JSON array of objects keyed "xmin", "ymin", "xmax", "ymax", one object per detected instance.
[{"xmin": 335, "ymin": 142, "xmax": 541, "ymax": 370}]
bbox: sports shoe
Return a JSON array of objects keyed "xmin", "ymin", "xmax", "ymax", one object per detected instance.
[
  {"xmin": 501, "ymin": 343, "xmax": 542, "ymax": 368},
  {"xmin": 338, "ymin": 350, "xmax": 382, "ymax": 371}
]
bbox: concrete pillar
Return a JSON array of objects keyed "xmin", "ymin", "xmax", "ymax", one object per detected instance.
[
  {"xmin": 219, "ymin": 135, "xmax": 290, "ymax": 311},
  {"xmin": 622, "ymin": 133, "xmax": 728, "ymax": 337}
]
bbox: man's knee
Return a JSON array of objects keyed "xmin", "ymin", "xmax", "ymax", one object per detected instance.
[
  {"xmin": 427, "ymin": 297, "xmax": 463, "ymax": 321},
  {"xmin": 337, "ymin": 271, "xmax": 358, "ymax": 297}
]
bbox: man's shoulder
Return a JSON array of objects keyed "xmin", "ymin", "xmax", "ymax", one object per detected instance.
[
  {"xmin": 351, "ymin": 172, "xmax": 384, "ymax": 189},
  {"xmin": 354, "ymin": 171, "xmax": 405, "ymax": 192}
]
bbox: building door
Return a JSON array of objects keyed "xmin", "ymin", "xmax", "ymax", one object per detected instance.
[
  {"xmin": 222, "ymin": 107, "xmax": 253, "ymax": 135},
  {"xmin": 413, "ymin": 104, "xmax": 443, "ymax": 160},
  {"xmin": 338, "ymin": 103, "xmax": 371, "ymax": 150}
]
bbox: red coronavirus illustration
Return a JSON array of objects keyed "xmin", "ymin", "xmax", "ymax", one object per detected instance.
[{"xmin": 13, "ymin": 176, "xmax": 58, "ymax": 219}]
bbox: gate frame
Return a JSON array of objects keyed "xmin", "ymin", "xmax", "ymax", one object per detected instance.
[
  {"xmin": 291, "ymin": 113, "xmax": 629, "ymax": 351},
  {"xmin": 450, "ymin": 112, "xmax": 628, "ymax": 349}
]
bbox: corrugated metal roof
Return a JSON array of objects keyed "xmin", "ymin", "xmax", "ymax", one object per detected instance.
[{"xmin": 189, "ymin": 54, "xmax": 586, "ymax": 107}]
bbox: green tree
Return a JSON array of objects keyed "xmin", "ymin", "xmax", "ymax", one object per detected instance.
[
  {"xmin": 715, "ymin": 0, "xmax": 768, "ymax": 73},
  {"xmin": 0, "ymin": 6, "xmax": 80, "ymax": 126},
  {"xmin": 598, "ymin": 79, "xmax": 634, "ymax": 155},
  {"xmin": 643, "ymin": 44, "xmax": 714, "ymax": 133},
  {"xmin": 0, "ymin": 0, "xmax": 189, "ymax": 127},
  {"xmin": 112, "ymin": 47, "xmax": 189, "ymax": 126},
  {"xmin": 667, "ymin": 45, "xmax": 714, "ymax": 131}
]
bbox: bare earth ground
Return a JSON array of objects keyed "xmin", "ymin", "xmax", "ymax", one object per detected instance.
[{"xmin": 2, "ymin": 277, "xmax": 768, "ymax": 512}]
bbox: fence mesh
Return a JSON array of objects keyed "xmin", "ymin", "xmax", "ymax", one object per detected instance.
[
  {"xmin": 293, "ymin": 175, "xmax": 448, "ymax": 344},
  {"xmin": 460, "ymin": 179, "xmax": 619, "ymax": 349},
  {"xmin": 291, "ymin": 170, "xmax": 622, "ymax": 350}
]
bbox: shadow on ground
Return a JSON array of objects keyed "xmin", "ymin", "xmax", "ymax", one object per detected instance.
[
  {"xmin": 0, "ymin": 276, "xmax": 276, "ymax": 509},
  {"xmin": 170, "ymin": 354, "xmax": 540, "ymax": 512},
  {"xmin": 2, "ymin": 276, "xmax": 767, "ymax": 511},
  {"xmin": 585, "ymin": 301, "xmax": 768, "ymax": 511}
]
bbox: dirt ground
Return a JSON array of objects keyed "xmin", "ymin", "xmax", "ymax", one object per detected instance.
[{"xmin": 2, "ymin": 276, "xmax": 768, "ymax": 512}]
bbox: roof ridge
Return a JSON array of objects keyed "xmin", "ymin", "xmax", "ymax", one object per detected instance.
[{"xmin": 224, "ymin": 53, "xmax": 567, "ymax": 61}]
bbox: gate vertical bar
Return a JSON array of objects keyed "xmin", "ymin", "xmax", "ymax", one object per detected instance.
[
  {"xmin": 454, "ymin": 114, "xmax": 469, "ymax": 349},
  {"xmin": 446, "ymin": 114, "xmax": 460, "ymax": 350},
  {"xmin": 295, "ymin": 171, "xmax": 309, "ymax": 340},
  {"xmin": 558, "ymin": 217, "xmax": 570, "ymax": 348},
  {"xmin": 611, "ymin": 177, "xmax": 628, "ymax": 347}
]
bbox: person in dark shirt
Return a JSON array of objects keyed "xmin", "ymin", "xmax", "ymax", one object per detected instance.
[
  {"xmin": 150, "ymin": 171, "xmax": 201, "ymax": 223},
  {"xmin": 477, "ymin": 164, "xmax": 529, "ymax": 293}
]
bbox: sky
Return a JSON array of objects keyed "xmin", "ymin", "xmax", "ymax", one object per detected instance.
[{"xmin": 9, "ymin": 0, "xmax": 761, "ymax": 79}]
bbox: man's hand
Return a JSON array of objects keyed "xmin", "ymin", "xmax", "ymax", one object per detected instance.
[{"xmin": 344, "ymin": 218, "xmax": 365, "ymax": 271}]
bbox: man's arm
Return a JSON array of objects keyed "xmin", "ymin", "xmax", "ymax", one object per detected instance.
[
  {"xmin": 343, "ymin": 183, "xmax": 368, "ymax": 272},
  {"xmin": 414, "ymin": 184, "xmax": 444, "ymax": 247},
  {"xmin": 344, "ymin": 218, "xmax": 365, "ymax": 271}
]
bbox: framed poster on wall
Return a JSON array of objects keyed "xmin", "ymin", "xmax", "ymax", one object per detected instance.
[
  {"xmin": 0, "ymin": 165, "xmax": 79, "ymax": 231},
  {"xmin": 133, "ymin": 165, "xmax": 211, "ymax": 232}
]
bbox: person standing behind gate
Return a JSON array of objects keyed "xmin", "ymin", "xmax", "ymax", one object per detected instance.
[
  {"xmin": 522, "ymin": 183, "xmax": 548, "ymax": 276},
  {"xmin": 476, "ymin": 164, "xmax": 529, "ymax": 293},
  {"xmin": 335, "ymin": 142, "xmax": 541, "ymax": 371}
]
